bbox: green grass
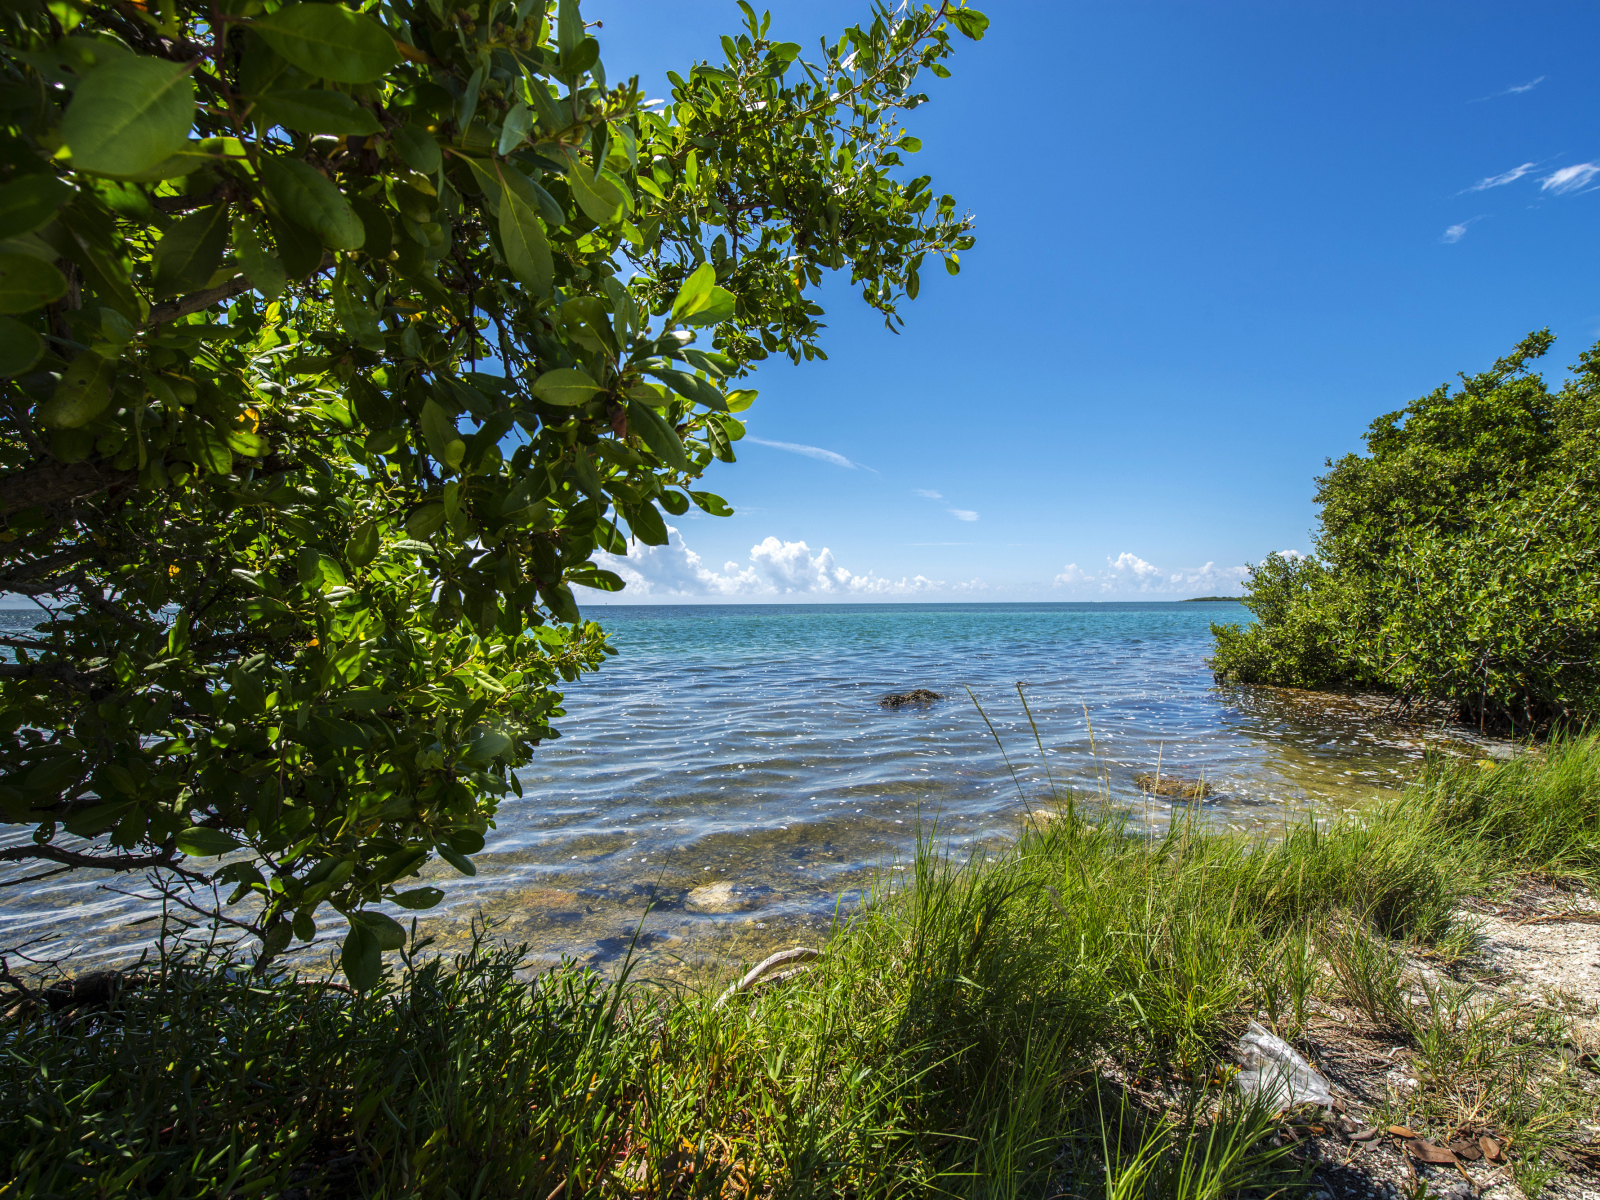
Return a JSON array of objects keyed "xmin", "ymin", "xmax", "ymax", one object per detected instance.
[{"xmin": 5, "ymin": 733, "xmax": 1599, "ymax": 1197}]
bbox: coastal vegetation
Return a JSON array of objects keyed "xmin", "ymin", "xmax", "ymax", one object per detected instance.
[
  {"xmin": 9, "ymin": 733, "xmax": 1600, "ymax": 1196},
  {"xmin": 1210, "ymin": 332, "xmax": 1600, "ymax": 733},
  {"xmin": 0, "ymin": 0, "xmax": 985, "ymax": 980}
]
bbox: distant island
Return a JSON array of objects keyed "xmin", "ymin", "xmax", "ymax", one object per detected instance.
[{"xmin": 1182, "ymin": 596, "xmax": 1243, "ymax": 602}]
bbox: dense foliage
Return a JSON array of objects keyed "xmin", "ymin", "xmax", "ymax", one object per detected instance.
[
  {"xmin": 1211, "ymin": 331, "xmax": 1600, "ymax": 731},
  {"xmin": 0, "ymin": 0, "xmax": 986, "ymax": 981}
]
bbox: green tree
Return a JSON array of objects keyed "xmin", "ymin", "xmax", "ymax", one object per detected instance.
[
  {"xmin": 1211, "ymin": 331, "xmax": 1600, "ymax": 732},
  {"xmin": 0, "ymin": 0, "xmax": 986, "ymax": 984}
]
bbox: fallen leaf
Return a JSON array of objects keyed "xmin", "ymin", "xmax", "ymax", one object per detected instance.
[
  {"xmin": 1349, "ymin": 1127, "xmax": 1378, "ymax": 1142},
  {"xmin": 1449, "ymin": 1140, "xmax": 1482, "ymax": 1161},
  {"xmin": 1479, "ymin": 1136, "xmax": 1503, "ymax": 1162},
  {"xmin": 1389, "ymin": 1124, "xmax": 1419, "ymax": 1139},
  {"xmin": 1406, "ymin": 1139, "xmax": 1459, "ymax": 1165}
]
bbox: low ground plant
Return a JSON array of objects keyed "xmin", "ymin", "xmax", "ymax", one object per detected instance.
[{"xmin": 6, "ymin": 734, "xmax": 1599, "ymax": 1196}]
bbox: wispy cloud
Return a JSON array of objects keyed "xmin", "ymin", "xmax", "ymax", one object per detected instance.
[
  {"xmin": 1462, "ymin": 162, "xmax": 1537, "ymax": 193},
  {"xmin": 1472, "ymin": 76, "xmax": 1545, "ymax": 101},
  {"xmin": 947, "ymin": 509, "xmax": 979, "ymax": 522},
  {"xmin": 913, "ymin": 488, "xmax": 943, "ymax": 500},
  {"xmin": 744, "ymin": 436, "xmax": 860, "ymax": 469},
  {"xmin": 1440, "ymin": 219, "xmax": 1480, "ymax": 244},
  {"xmin": 1540, "ymin": 162, "xmax": 1600, "ymax": 195}
]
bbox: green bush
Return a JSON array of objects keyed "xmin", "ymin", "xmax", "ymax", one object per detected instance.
[{"xmin": 1212, "ymin": 331, "xmax": 1600, "ymax": 730}]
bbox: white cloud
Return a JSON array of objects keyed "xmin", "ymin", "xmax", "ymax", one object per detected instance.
[
  {"xmin": 913, "ymin": 488, "xmax": 943, "ymax": 499},
  {"xmin": 744, "ymin": 436, "xmax": 860, "ymax": 469},
  {"xmin": 1540, "ymin": 162, "xmax": 1600, "ymax": 195},
  {"xmin": 947, "ymin": 508, "xmax": 979, "ymax": 522},
  {"xmin": 1463, "ymin": 162, "xmax": 1536, "ymax": 192},
  {"xmin": 1052, "ymin": 552, "xmax": 1248, "ymax": 598},
  {"xmin": 1489, "ymin": 76, "xmax": 1546, "ymax": 99},
  {"xmin": 582, "ymin": 526, "xmax": 957, "ymax": 599},
  {"xmin": 1441, "ymin": 221, "xmax": 1475, "ymax": 243}
]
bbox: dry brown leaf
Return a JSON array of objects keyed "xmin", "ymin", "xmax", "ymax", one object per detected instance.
[
  {"xmin": 1389, "ymin": 1124, "xmax": 1419, "ymax": 1139},
  {"xmin": 1480, "ymin": 1136, "xmax": 1503, "ymax": 1162},
  {"xmin": 1449, "ymin": 1140, "xmax": 1482, "ymax": 1161},
  {"xmin": 1406, "ymin": 1139, "xmax": 1459, "ymax": 1165}
]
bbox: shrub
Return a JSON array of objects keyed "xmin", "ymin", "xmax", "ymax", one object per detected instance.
[{"xmin": 1212, "ymin": 331, "xmax": 1600, "ymax": 730}]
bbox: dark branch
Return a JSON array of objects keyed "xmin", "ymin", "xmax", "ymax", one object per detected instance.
[
  {"xmin": 0, "ymin": 842, "xmax": 208, "ymax": 882},
  {"xmin": 0, "ymin": 460, "xmax": 134, "ymax": 519}
]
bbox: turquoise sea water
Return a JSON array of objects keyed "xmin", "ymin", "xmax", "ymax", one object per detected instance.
[{"xmin": 0, "ymin": 602, "xmax": 1473, "ymax": 977}]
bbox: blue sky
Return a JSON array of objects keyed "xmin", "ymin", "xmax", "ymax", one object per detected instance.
[{"xmin": 579, "ymin": 0, "xmax": 1600, "ymax": 603}]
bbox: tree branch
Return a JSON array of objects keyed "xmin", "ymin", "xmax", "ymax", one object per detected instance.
[
  {"xmin": 0, "ymin": 842, "xmax": 207, "ymax": 882},
  {"xmin": 0, "ymin": 460, "xmax": 135, "ymax": 519}
]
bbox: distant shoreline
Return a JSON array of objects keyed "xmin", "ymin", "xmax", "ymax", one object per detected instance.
[{"xmin": 1181, "ymin": 596, "xmax": 1244, "ymax": 602}]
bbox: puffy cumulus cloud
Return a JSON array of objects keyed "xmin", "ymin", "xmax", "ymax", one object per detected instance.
[
  {"xmin": 581, "ymin": 526, "xmax": 956, "ymax": 600},
  {"xmin": 1053, "ymin": 552, "xmax": 1249, "ymax": 598}
]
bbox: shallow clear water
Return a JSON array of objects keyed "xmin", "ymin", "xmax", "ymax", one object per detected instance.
[{"xmin": 0, "ymin": 602, "xmax": 1497, "ymax": 980}]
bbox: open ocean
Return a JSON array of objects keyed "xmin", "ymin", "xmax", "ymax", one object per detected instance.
[{"xmin": 0, "ymin": 602, "xmax": 1490, "ymax": 978}]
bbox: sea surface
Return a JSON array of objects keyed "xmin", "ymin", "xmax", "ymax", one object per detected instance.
[{"xmin": 0, "ymin": 602, "xmax": 1499, "ymax": 979}]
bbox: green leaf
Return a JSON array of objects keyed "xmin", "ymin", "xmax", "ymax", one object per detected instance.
[
  {"xmin": 267, "ymin": 210, "xmax": 325, "ymax": 279},
  {"xmin": 393, "ymin": 886, "xmax": 444, "ymax": 910},
  {"xmin": 255, "ymin": 88, "xmax": 381, "ymax": 135},
  {"xmin": 569, "ymin": 566, "xmax": 624, "ymax": 591},
  {"xmin": 725, "ymin": 389, "xmax": 757, "ymax": 413},
  {"xmin": 566, "ymin": 160, "xmax": 626, "ymax": 226},
  {"xmin": 0, "ymin": 174, "xmax": 72, "ymax": 240},
  {"xmin": 420, "ymin": 399, "xmax": 465, "ymax": 467},
  {"xmin": 569, "ymin": 445, "xmax": 604, "ymax": 499},
  {"xmin": 37, "ymin": 352, "xmax": 112, "ymax": 428},
  {"xmin": 689, "ymin": 490, "xmax": 734, "ymax": 517},
  {"xmin": 187, "ymin": 422, "xmax": 235, "ymax": 475},
  {"xmin": 340, "ymin": 923, "xmax": 382, "ymax": 990},
  {"xmin": 533, "ymin": 367, "xmax": 601, "ymax": 407},
  {"xmin": 498, "ymin": 186, "xmax": 552, "ymax": 295},
  {"xmin": 626, "ymin": 398, "xmax": 688, "ymax": 472},
  {"xmin": 351, "ymin": 909, "xmax": 407, "ymax": 950},
  {"xmin": 498, "ymin": 100, "xmax": 533, "ymax": 155},
  {"xmin": 233, "ymin": 217, "xmax": 286, "ymax": 299},
  {"xmin": 59, "ymin": 56, "xmax": 196, "ymax": 177},
  {"xmin": 435, "ymin": 841, "xmax": 477, "ymax": 876},
  {"xmin": 406, "ymin": 501, "xmax": 445, "ymax": 537},
  {"xmin": 392, "ymin": 125, "xmax": 442, "ymax": 174},
  {"xmin": 947, "ymin": 8, "xmax": 990, "ymax": 39},
  {"xmin": 0, "ymin": 317, "xmax": 43, "ymax": 377},
  {"xmin": 251, "ymin": 4, "xmax": 400, "ymax": 84},
  {"xmin": 622, "ymin": 499, "xmax": 669, "ymax": 546},
  {"xmin": 260, "ymin": 154, "xmax": 365, "ymax": 250},
  {"xmin": 346, "ymin": 521, "xmax": 380, "ymax": 567},
  {"xmin": 0, "ymin": 252, "xmax": 67, "ymax": 314},
  {"xmin": 152, "ymin": 205, "xmax": 229, "ymax": 299},
  {"xmin": 332, "ymin": 265, "xmax": 384, "ymax": 352},
  {"xmin": 350, "ymin": 197, "xmax": 393, "ymax": 259},
  {"xmin": 645, "ymin": 366, "xmax": 726, "ymax": 412},
  {"xmin": 177, "ymin": 826, "xmax": 243, "ymax": 856},
  {"xmin": 503, "ymin": 168, "xmax": 565, "ymax": 229},
  {"xmin": 670, "ymin": 261, "xmax": 715, "ymax": 321},
  {"xmin": 679, "ymin": 285, "xmax": 734, "ymax": 327}
]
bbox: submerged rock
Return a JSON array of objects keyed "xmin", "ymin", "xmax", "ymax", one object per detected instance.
[
  {"xmin": 1133, "ymin": 772, "xmax": 1214, "ymax": 799},
  {"xmin": 879, "ymin": 688, "xmax": 944, "ymax": 709},
  {"xmin": 686, "ymin": 881, "xmax": 772, "ymax": 913}
]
